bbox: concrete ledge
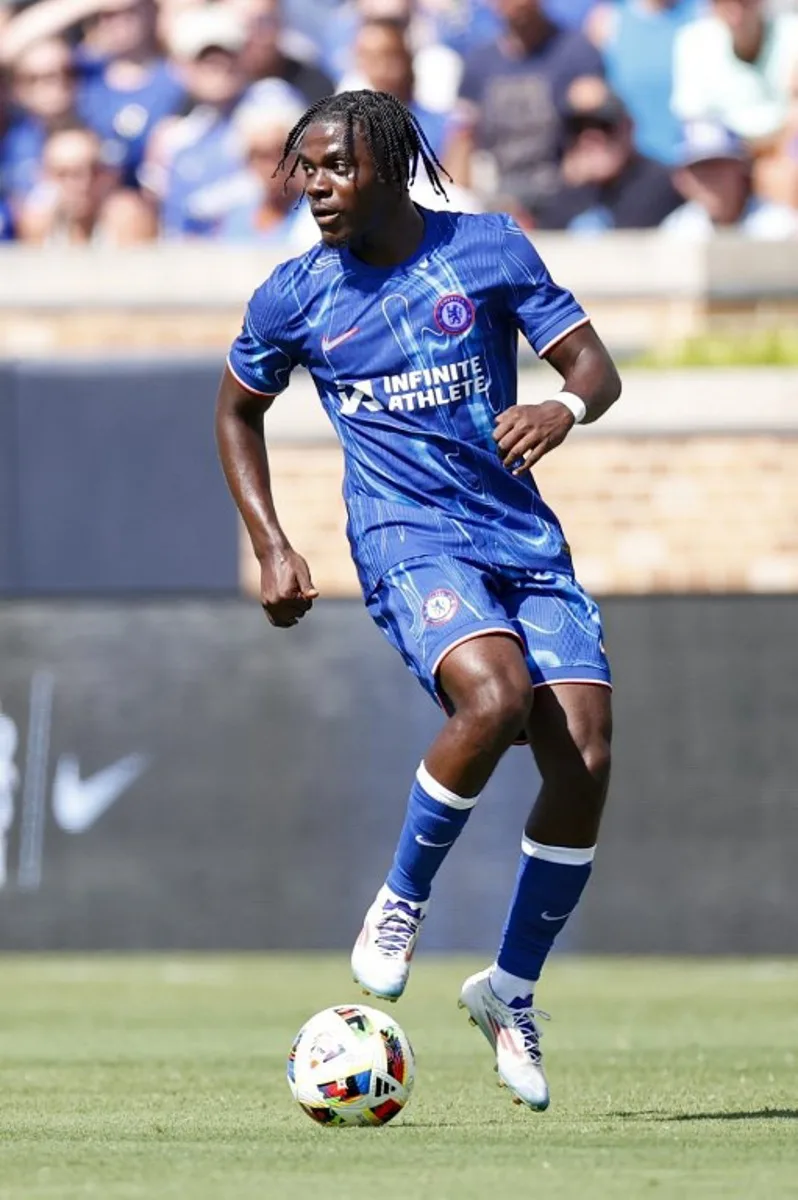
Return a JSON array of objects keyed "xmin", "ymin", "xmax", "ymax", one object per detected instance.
[
  {"xmin": 2, "ymin": 230, "xmax": 797, "ymax": 307},
  {"xmin": 260, "ymin": 366, "xmax": 798, "ymax": 440},
  {"xmin": 2, "ymin": 232, "xmax": 797, "ymax": 356},
  {"xmin": 2, "ymin": 352, "xmax": 793, "ymax": 434}
]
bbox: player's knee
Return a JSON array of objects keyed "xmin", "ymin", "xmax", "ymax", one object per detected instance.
[
  {"xmin": 462, "ymin": 675, "xmax": 533, "ymax": 749},
  {"xmin": 582, "ymin": 733, "xmax": 611, "ymax": 791},
  {"xmin": 568, "ymin": 733, "xmax": 611, "ymax": 817},
  {"xmin": 547, "ymin": 725, "xmax": 611, "ymax": 812},
  {"xmin": 562, "ymin": 698, "xmax": 612, "ymax": 791}
]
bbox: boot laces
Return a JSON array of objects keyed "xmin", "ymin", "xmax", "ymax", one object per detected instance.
[
  {"xmin": 505, "ymin": 1002, "xmax": 551, "ymax": 1064},
  {"xmin": 373, "ymin": 901, "xmax": 423, "ymax": 958}
]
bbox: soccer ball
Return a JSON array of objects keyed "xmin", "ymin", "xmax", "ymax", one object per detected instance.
[{"xmin": 287, "ymin": 1003, "xmax": 415, "ymax": 1126}]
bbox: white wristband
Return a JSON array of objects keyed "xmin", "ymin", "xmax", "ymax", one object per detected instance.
[{"xmin": 553, "ymin": 391, "xmax": 587, "ymax": 424}]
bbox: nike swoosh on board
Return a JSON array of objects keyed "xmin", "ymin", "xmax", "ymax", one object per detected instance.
[
  {"xmin": 52, "ymin": 752, "xmax": 150, "ymax": 833},
  {"xmin": 414, "ymin": 835, "xmax": 454, "ymax": 848},
  {"xmin": 321, "ymin": 327, "xmax": 360, "ymax": 352}
]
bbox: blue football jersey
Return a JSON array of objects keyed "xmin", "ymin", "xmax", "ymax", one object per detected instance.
[{"xmin": 227, "ymin": 208, "xmax": 589, "ymax": 595}]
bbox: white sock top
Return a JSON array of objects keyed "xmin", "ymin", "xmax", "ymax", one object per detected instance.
[
  {"xmin": 521, "ymin": 837, "xmax": 596, "ymax": 866},
  {"xmin": 417, "ymin": 761, "xmax": 479, "ymax": 810}
]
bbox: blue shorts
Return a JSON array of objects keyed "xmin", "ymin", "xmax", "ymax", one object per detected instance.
[{"xmin": 366, "ymin": 556, "xmax": 611, "ymax": 710}]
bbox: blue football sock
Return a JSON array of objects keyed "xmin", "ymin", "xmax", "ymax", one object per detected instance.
[
  {"xmin": 492, "ymin": 838, "xmax": 596, "ymax": 1001},
  {"xmin": 386, "ymin": 762, "xmax": 478, "ymax": 903}
]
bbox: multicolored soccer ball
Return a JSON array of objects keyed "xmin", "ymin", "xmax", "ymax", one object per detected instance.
[{"xmin": 287, "ymin": 1003, "xmax": 415, "ymax": 1126}]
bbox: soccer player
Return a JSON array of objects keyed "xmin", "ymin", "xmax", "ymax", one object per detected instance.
[{"xmin": 216, "ymin": 90, "xmax": 622, "ymax": 1111}]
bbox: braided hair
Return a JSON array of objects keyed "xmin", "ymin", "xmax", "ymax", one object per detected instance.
[{"xmin": 276, "ymin": 90, "xmax": 450, "ymax": 199}]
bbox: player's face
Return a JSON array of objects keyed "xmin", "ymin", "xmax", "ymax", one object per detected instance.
[{"xmin": 297, "ymin": 119, "xmax": 397, "ymax": 248}]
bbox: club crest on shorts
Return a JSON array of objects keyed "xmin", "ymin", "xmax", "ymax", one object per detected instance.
[
  {"xmin": 434, "ymin": 293, "xmax": 475, "ymax": 336},
  {"xmin": 422, "ymin": 588, "xmax": 459, "ymax": 625}
]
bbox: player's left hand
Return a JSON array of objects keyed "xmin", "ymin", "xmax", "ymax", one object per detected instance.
[{"xmin": 493, "ymin": 401, "xmax": 575, "ymax": 475}]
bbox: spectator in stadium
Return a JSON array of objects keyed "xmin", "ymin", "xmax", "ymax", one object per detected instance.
[
  {"xmin": 413, "ymin": 0, "xmax": 502, "ymax": 60},
  {"xmin": 342, "ymin": 18, "xmax": 448, "ymax": 157},
  {"xmin": 535, "ymin": 76, "xmax": 682, "ymax": 230},
  {"xmin": 148, "ymin": 5, "xmax": 300, "ymax": 236},
  {"xmin": 660, "ymin": 119, "xmax": 798, "ymax": 237},
  {"xmin": 308, "ymin": 0, "xmax": 498, "ymax": 72},
  {"xmin": 0, "ymin": 177, "xmax": 14, "ymax": 238},
  {"xmin": 17, "ymin": 122, "xmax": 156, "ymax": 243},
  {"xmin": 0, "ymin": 65, "xmax": 16, "ymax": 237},
  {"xmin": 2, "ymin": 0, "xmax": 186, "ymax": 187},
  {"xmin": 586, "ymin": 0, "xmax": 704, "ymax": 165},
  {"xmin": 0, "ymin": 200, "xmax": 14, "ymax": 238},
  {"xmin": 672, "ymin": 0, "xmax": 798, "ymax": 145},
  {"xmin": 324, "ymin": 0, "xmax": 463, "ymax": 115},
  {"xmin": 2, "ymin": 38, "xmax": 80, "ymax": 199},
  {"xmin": 445, "ymin": 0, "xmax": 604, "ymax": 225},
  {"xmin": 544, "ymin": 0, "xmax": 600, "ymax": 28},
  {"xmin": 233, "ymin": 0, "xmax": 335, "ymax": 105},
  {"xmin": 216, "ymin": 98, "xmax": 312, "ymax": 243},
  {"xmin": 754, "ymin": 63, "xmax": 798, "ymax": 206}
]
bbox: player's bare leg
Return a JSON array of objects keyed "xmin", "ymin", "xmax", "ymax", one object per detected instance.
[
  {"xmin": 524, "ymin": 682, "xmax": 612, "ymax": 847},
  {"xmin": 426, "ymin": 633, "xmax": 535, "ymax": 794},
  {"xmin": 352, "ymin": 634, "xmax": 533, "ymax": 1000},
  {"xmin": 460, "ymin": 682, "xmax": 612, "ymax": 1109}
]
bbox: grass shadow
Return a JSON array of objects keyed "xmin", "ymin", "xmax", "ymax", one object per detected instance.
[{"xmin": 613, "ymin": 1108, "xmax": 798, "ymax": 1122}]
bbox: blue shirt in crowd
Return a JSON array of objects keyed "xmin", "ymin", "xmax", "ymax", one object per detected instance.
[
  {"xmin": 459, "ymin": 26, "xmax": 604, "ymax": 215},
  {"xmin": 77, "ymin": 55, "xmax": 186, "ymax": 186},
  {"xmin": 604, "ymin": 0, "xmax": 704, "ymax": 164}
]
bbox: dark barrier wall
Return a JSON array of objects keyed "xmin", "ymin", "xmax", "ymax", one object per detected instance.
[
  {"xmin": 0, "ymin": 364, "xmax": 20, "ymax": 591},
  {"xmin": 0, "ymin": 597, "xmax": 796, "ymax": 954},
  {"xmin": 0, "ymin": 358, "xmax": 238, "ymax": 593}
]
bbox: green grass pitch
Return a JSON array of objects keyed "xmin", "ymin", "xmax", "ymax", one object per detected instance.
[{"xmin": 1, "ymin": 955, "xmax": 797, "ymax": 1200}]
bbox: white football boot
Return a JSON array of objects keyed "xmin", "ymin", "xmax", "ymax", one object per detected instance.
[
  {"xmin": 351, "ymin": 885, "xmax": 426, "ymax": 1002},
  {"xmin": 458, "ymin": 967, "xmax": 551, "ymax": 1110}
]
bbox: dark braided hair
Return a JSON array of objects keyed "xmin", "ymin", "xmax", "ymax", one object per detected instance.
[{"xmin": 276, "ymin": 90, "xmax": 450, "ymax": 199}]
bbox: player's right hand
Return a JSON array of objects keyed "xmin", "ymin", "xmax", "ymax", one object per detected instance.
[{"xmin": 259, "ymin": 549, "xmax": 319, "ymax": 628}]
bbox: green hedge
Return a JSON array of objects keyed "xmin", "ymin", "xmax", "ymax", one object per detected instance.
[{"xmin": 632, "ymin": 330, "xmax": 798, "ymax": 368}]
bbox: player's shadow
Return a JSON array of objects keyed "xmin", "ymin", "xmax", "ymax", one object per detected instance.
[
  {"xmin": 614, "ymin": 1108, "xmax": 798, "ymax": 1122},
  {"xmin": 669, "ymin": 1109, "xmax": 798, "ymax": 1122}
]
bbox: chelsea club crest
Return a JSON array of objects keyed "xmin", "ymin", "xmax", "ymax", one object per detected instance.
[
  {"xmin": 434, "ymin": 293, "xmax": 475, "ymax": 336},
  {"xmin": 422, "ymin": 589, "xmax": 460, "ymax": 625}
]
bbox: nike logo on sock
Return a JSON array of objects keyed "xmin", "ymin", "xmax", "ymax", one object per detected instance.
[
  {"xmin": 541, "ymin": 910, "xmax": 573, "ymax": 922},
  {"xmin": 415, "ymin": 835, "xmax": 454, "ymax": 848}
]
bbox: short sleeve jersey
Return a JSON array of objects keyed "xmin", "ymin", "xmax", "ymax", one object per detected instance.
[{"xmin": 228, "ymin": 208, "xmax": 588, "ymax": 596}]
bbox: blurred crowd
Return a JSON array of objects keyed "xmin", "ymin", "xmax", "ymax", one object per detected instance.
[{"xmin": 2, "ymin": 0, "xmax": 798, "ymax": 245}]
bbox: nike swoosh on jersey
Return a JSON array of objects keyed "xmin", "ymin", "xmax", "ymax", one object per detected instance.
[
  {"xmin": 321, "ymin": 327, "xmax": 360, "ymax": 352},
  {"xmin": 52, "ymin": 752, "xmax": 150, "ymax": 833},
  {"xmin": 415, "ymin": 834, "xmax": 454, "ymax": 848},
  {"xmin": 541, "ymin": 910, "xmax": 573, "ymax": 922}
]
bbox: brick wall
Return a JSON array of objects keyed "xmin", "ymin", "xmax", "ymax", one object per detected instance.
[{"xmin": 240, "ymin": 435, "xmax": 798, "ymax": 597}]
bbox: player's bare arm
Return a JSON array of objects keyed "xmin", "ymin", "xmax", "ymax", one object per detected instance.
[
  {"xmin": 215, "ymin": 366, "xmax": 318, "ymax": 628},
  {"xmin": 493, "ymin": 324, "xmax": 622, "ymax": 474}
]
